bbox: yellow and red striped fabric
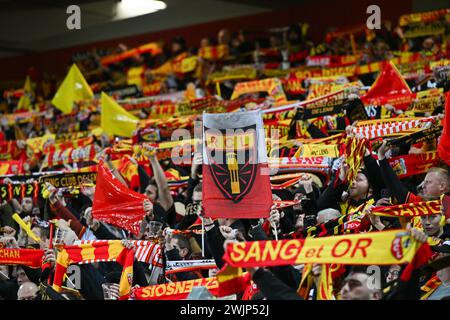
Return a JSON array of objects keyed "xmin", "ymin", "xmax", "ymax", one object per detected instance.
[
  {"xmin": 43, "ymin": 136, "xmax": 93, "ymax": 153},
  {"xmin": 198, "ymin": 44, "xmax": 229, "ymax": 60},
  {"xmin": 53, "ymin": 240, "xmax": 134, "ymax": 299}
]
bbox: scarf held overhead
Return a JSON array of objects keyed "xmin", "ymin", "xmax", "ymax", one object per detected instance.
[
  {"xmin": 53, "ymin": 240, "xmax": 134, "ymax": 299},
  {"xmin": 223, "ymin": 229, "xmax": 427, "ymax": 268},
  {"xmin": 372, "ymin": 200, "xmax": 441, "ymax": 217},
  {"xmin": 0, "ymin": 247, "xmax": 43, "ymax": 268}
]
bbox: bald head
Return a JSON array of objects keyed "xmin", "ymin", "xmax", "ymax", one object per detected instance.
[
  {"xmin": 17, "ymin": 282, "xmax": 38, "ymax": 300},
  {"xmin": 421, "ymin": 167, "xmax": 450, "ymax": 197},
  {"xmin": 317, "ymin": 208, "xmax": 341, "ymax": 224}
]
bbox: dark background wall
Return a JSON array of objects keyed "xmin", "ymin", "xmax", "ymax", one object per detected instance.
[{"xmin": 0, "ymin": 0, "xmax": 443, "ymax": 82}]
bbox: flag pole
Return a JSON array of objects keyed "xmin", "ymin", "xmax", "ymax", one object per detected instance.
[
  {"xmin": 48, "ymin": 222, "xmax": 54, "ymax": 250},
  {"xmin": 201, "ymin": 218, "xmax": 205, "ymax": 258},
  {"xmin": 271, "ymin": 221, "xmax": 278, "ymax": 241}
]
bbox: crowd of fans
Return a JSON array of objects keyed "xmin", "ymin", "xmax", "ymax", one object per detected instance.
[{"xmin": 0, "ymin": 8, "xmax": 450, "ymax": 301}]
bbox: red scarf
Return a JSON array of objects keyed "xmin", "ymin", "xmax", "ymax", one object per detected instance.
[{"xmin": 0, "ymin": 247, "xmax": 43, "ymax": 268}]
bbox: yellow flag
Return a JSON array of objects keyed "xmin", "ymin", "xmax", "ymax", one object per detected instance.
[
  {"xmin": 181, "ymin": 56, "xmax": 197, "ymax": 73},
  {"xmin": 127, "ymin": 66, "xmax": 145, "ymax": 87},
  {"xmin": 51, "ymin": 64, "xmax": 93, "ymax": 114},
  {"xmin": 17, "ymin": 76, "xmax": 33, "ymax": 110},
  {"xmin": 101, "ymin": 92, "xmax": 139, "ymax": 137}
]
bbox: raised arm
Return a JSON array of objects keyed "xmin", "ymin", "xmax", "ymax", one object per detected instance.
[
  {"xmin": 362, "ymin": 148, "xmax": 385, "ymax": 201},
  {"xmin": 145, "ymin": 145, "xmax": 174, "ymax": 212},
  {"xmin": 317, "ymin": 161, "xmax": 349, "ymax": 212},
  {"xmin": 105, "ymin": 158, "xmax": 129, "ymax": 188},
  {"xmin": 377, "ymin": 141, "xmax": 410, "ymax": 204}
]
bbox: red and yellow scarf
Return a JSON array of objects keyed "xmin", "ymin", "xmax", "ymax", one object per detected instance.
[
  {"xmin": 223, "ymin": 230, "xmax": 427, "ymax": 268},
  {"xmin": 0, "ymin": 247, "xmax": 43, "ymax": 268},
  {"xmin": 53, "ymin": 240, "xmax": 134, "ymax": 299}
]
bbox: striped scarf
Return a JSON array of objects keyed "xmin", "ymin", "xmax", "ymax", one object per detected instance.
[
  {"xmin": 421, "ymin": 277, "xmax": 443, "ymax": 300},
  {"xmin": 339, "ymin": 136, "xmax": 367, "ymax": 186},
  {"xmin": 297, "ymin": 263, "xmax": 344, "ymax": 300},
  {"xmin": 198, "ymin": 44, "xmax": 229, "ymax": 60},
  {"xmin": 76, "ymin": 240, "xmax": 163, "ymax": 266},
  {"xmin": 269, "ymin": 156, "xmax": 333, "ymax": 174},
  {"xmin": 77, "ymin": 239, "xmax": 164, "ymax": 285},
  {"xmin": 43, "ymin": 137, "xmax": 93, "ymax": 153},
  {"xmin": 291, "ymin": 213, "xmax": 364, "ymax": 239},
  {"xmin": 53, "ymin": 240, "xmax": 134, "ymax": 299},
  {"xmin": 372, "ymin": 200, "xmax": 441, "ymax": 218},
  {"xmin": 352, "ymin": 117, "xmax": 434, "ymax": 139},
  {"xmin": 317, "ymin": 264, "xmax": 335, "ymax": 300},
  {"xmin": 42, "ymin": 145, "xmax": 98, "ymax": 169},
  {"xmin": 165, "ymin": 259, "xmax": 216, "ymax": 275}
]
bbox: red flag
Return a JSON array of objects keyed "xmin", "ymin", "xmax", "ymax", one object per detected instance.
[
  {"xmin": 400, "ymin": 243, "xmax": 433, "ymax": 282},
  {"xmin": 202, "ymin": 110, "xmax": 272, "ymax": 219},
  {"xmin": 92, "ymin": 163, "xmax": 149, "ymax": 235},
  {"xmin": 361, "ymin": 60, "xmax": 413, "ymax": 111},
  {"xmin": 442, "ymin": 194, "xmax": 450, "ymax": 221},
  {"xmin": 438, "ymin": 93, "xmax": 450, "ymax": 166}
]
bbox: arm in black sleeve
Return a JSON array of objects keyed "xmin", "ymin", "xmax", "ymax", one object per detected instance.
[
  {"xmin": 165, "ymin": 204, "xmax": 177, "ymax": 229},
  {"xmin": 22, "ymin": 266, "xmax": 42, "ymax": 285},
  {"xmin": 185, "ymin": 177, "xmax": 199, "ymax": 206},
  {"xmin": 78, "ymin": 264, "xmax": 105, "ymax": 300},
  {"xmin": 269, "ymin": 266, "xmax": 302, "ymax": 290},
  {"xmin": 363, "ymin": 154, "xmax": 385, "ymax": 201},
  {"xmin": 397, "ymin": 141, "xmax": 411, "ymax": 156},
  {"xmin": 133, "ymin": 261, "xmax": 149, "ymax": 287},
  {"xmin": 248, "ymin": 224, "xmax": 302, "ymax": 289},
  {"xmin": 205, "ymin": 224, "xmax": 226, "ymax": 269},
  {"xmin": 248, "ymin": 224, "xmax": 268, "ymax": 241},
  {"xmin": 252, "ymin": 268, "xmax": 302, "ymax": 300},
  {"xmin": 379, "ymin": 158, "xmax": 410, "ymax": 204},
  {"xmin": 176, "ymin": 214, "xmax": 198, "ymax": 230},
  {"xmin": 0, "ymin": 202, "xmax": 19, "ymax": 233},
  {"xmin": 317, "ymin": 176, "xmax": 347, "ymax": 211},
  {"xmin": 302, "ymin": 190, "xmax": 319, "ymax": 216},
  {"xmin": 280, "ymin": 212, "xmax": 296, "ymax": 234},
  {"xmin": 138, "ymin": 165, "xmax": 151, "ymax": 193},
  {"xmin": 92, "ymin": 223, "xmax": 120, "ymax": 240}
]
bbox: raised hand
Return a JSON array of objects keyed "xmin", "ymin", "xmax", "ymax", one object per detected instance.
[
  {"xmin": 142, "ymin": 143, "xmax": 157, "ymax": 158},
  {"xmin": 406, "ymin": 223, "xmax": 428, "ymax": 243},
  {"xmin": 377, "ymin": 140, "xmax": 390, "ymax": 161},
  {"xmin": 269, "ymin": 206, "xmax": 281, "ymax": 229},
  {"xmin": 219, "ymin": 225, "xmax": 237, "ymax": 240},
  {"xmin": 143, "ymin": 199, "xmax": 154, "ymax": 220},
  {"xmin": 298, "ymin": 173, "xmax": 313, "ymax": 193},
  {"xmin": 1, "ymin": 226, "xmax": 16, "ymax": 237},
  {"xmin": 338, "ymin": 160, "xmax": 349, "ymax": 182},
  {"xmin": 191, "ymin": 152, "xmax": 203, "ymax": 179}
]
